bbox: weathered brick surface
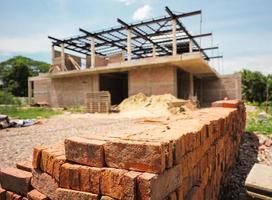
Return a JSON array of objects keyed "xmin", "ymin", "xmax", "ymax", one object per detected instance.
[
  {"xmin": 27, "ymin": 189, "xmax": 48, "ymax": 200},
  {"xmin": 0, "ymin": 167, "xmax": 32, "ymax": 196},
  {"xmin": 16, "ymin": 161, "xmax": 33, "ymax": 173},
  {"xmin": 80, "ymin": 166, "xmax": 101, "ymax": 194},
  {"xmin": 137, "ymin": 164, "xmax": 182, "ymax": 200},
  {"xmin": 101, "ymin": 168, "xmax": 141, "ymax": 200},
  {"xmin": 65, "ymin": 137, "xmax": 106, "ymax": 167},
  {"xmin": 31, "ymin": 170, "xmax": 58, "ymax": 200},
  {"xmin": 32, "ymin": 146, "xmax": 46, "ymax": 169},
  {"xmin": 59, "ymin": 163, "xmax": 101, "ymax": 194},
  {"xmin": 5, "ymin": 191, "xmax": 14, "ymax": 200},
  {"xmin": 100, "ymin": 196, "xmax": 115, "ymax": 200},
  {"xmin": 0, "ymin": 188, "xmax": 6, "ymax": 200},
  {"xmin": 104, "ymin": 140, "xmax": 166, "ymax": 173},
  {"xmin": 56, "ymin": 188, "xmax": 98, "ymax": 200},
  {"xmin": 52, "ymin": 155, "xmax": 66, "ymax": 182},
  {"xmin": 39, "ymin": 144, "xmax": 64, "ymax": 173}
]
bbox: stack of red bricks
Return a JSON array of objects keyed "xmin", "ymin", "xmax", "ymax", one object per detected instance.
[{"xmin": 0, "ymin": 99, "xmax": 246, "ymax": 200}]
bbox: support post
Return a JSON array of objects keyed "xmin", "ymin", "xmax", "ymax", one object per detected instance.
[
  {"xmin": 172, "ymin": 19, "xmax": 177, "ymax": 56},
  {"xmin": 91, "ymin": 37, "xmax": 95, "ymax": 68},
  {"xmin": 28, "ymin": 79, "xmax": 32, "ymax": 105},
  {"xmin": 60, "ymin": 43, "xmax": 65, "ymax": 71},
  {"xmin": 51, "ymin": 45, "xmax": 55, "ymax": 65},
  {"xmin": 127, "ymin": 28, "xmax": 132, "ymax": 61},
  {"xmin": 189, "ymin": 73, "xmax": 194, "ymax": 98},
  {"xmin": 189, "ymin": 40, "xmax": 193, "ymax": 53},
  {"xmin": 152, "ymin": 45, "xmax": 156, "ymax": 58}
]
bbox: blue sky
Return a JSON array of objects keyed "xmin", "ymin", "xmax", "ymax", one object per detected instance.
[{"xmin": 0, "ymin": 0, "xmax": 271, "ymax": 74}]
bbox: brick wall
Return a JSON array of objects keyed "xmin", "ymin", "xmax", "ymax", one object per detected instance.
[
  {"xmin": 33, "ymin": 78, "xmax": 51, "ymax": 105},
  {"xmin": 53, "ymin": 50, "xmax": 82, "ymax": 70},
  {"xmin": 128, "ymin": 65, "xmax": 177, "ymax": 96},
  {"xmin": 200, "ymin": 73, "xmax": 242, "ymax": 106},
  {"xmin": 33, "ymin": 75, "xmax": 99, "ymax": 107}
]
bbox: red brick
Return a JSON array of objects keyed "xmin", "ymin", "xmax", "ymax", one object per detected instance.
[
  {"xmin": 32, "ymin": 146, "xmax": 46, "ymax": 169},
  {"xmin": 46, "ymin": 151, "xmax": 64, "ymax": 176},
  {"xmin": 16, "ymin": 161, "xmax": 32, "ymax": 173},
  {"xmin": 173, "ymin": 135, "xmax": 186, "ymax": 165},
  {"xmin": 137, "ymin": 164, "xmax": 182, "ymax": 200},
  {"xmin": 40, "ymin": 144, "xmax": 64, "ymax": 173},
  {"xmin": 100, "ymin": 196, "xmax": 115, "ymax": 200},
  {"xmin": 65, "ymin": 137, "xmax": 106, "ymax": 167},
  {"xmin": 164, "ymin": 141, "xmax": 173, "ymax": 169},
  {"xmin": 11, "ymin": 194, "xmax": 22, "ymax": 200},
  {"xmin": 79, "ymin": 166, "xmax": 101, "ymax": 194},
  {"xmin": 68, "ymin": 164, "xmax": 81, "ymax": 191},
  {"xmin": 52, "ymin": 155, "xmax": 66, "ymax": 182},
  {"xmin": 0, "ymin": 188, "xmax": 6, "ymax": 200},
  {"xmin": 101, "ymin": 168, "xmax": 141, "ymax": 200},
  {"xmin": 104, "ymin": 139, "xmax": 166, "ymax": 173},
  {"xmin": 5, "ymin": 191, "xmax": 14, "ymax": 200},
  {"xmin": 59, "ymin": 163, "xmax": 70, "ymax": 188},
  {"xmin": 0, "ymin": 167, "xmax": 32, "ymax": 196},
  {"xmin": 168, "ymin": 191, "xmax": 177, "ymax": 200},
  {"xmin": 31, "ymin": 170, "xmax": 58, "ymax": 200},
  {"xmin": 212, "ymin": 99, "xmax": 241, "ymax": 109},
  {"xmin": 56, "ymin": 188, "xmax": 98, "ymax": 200},
  {"xmin": 27, "ymin": 189, "xmax": 48, "ymax": 200}
]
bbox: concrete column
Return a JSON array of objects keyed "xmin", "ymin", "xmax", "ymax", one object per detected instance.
[
  {"xmin": 152, "ymin": 45, "xmax": 156, "ymax": 58},
  {"xmin": 60, "ymin": 43, "xmax": 65, "ymax": 71},
  {"xmin": 172, "ymin": 19, "xmax": 177, "ymax": 56},
  {"xmin": 127, "ymin": 28, "xmax": 132, "ymax": 61},
  {"xmin": 51, "ymin": 45, "xmax": 55, "ymax": 65},
  {"xmin": 189, "ymin": 73, "xmax": 194, "ymax": 98},
  {"xmin": 91, "ymin": 37, "xmax": 96, "ymax": 68},
  {"xmin": 28, "ymin": 79, "xmax": 32, "ymax": 105},
  {"xmin": 189, "ymin": 40, "xmax": 193, "ymax": 53}
]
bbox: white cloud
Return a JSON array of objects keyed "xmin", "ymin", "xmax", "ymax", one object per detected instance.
[
  {"xmin": 0, "ymin": 34, "xmax": 50, "ymax": 54},
  {"xmin": 116, "ymin": 0, "xmax": 135, "ymax": 6},
  {"xmin": 132, "ymin": 4, "xmax": 153, "ymax": 21}
]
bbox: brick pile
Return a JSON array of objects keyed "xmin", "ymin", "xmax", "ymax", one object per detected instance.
[{"xmin": 0, "ymin": 99, "xmax": 246, "ymax": 200}]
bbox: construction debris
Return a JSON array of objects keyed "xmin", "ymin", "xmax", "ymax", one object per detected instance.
[
  {"xmin": 0, "ymin": 115, "xmax": 9, "ymax": 129},
  {"xmin": 245, "ymin": 163, "xmax": 272, "ymax": 199},
  {"xmin": 258, "ymin": 134, "xmax": 272, "ymax": 166},
  {"xmin": 117, "ymin": 93, "xmax": 197, "ymax": 116},
  {"xmin": 0, "ymin": 115, "xmax": 41, "ymax": 129}
]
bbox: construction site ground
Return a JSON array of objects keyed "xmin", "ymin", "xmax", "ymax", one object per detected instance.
[{"xmin": 0, "ymin": 112, "xmax": 163, "ymax": 168}]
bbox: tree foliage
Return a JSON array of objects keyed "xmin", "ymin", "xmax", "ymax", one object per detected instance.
[
  {"xmin": 0, "ymin": 56, "xmax": 49, "ymax": 97},
  {"xmin": 241, "ymin": 69, "xmax": 272, "ymax": 103}
]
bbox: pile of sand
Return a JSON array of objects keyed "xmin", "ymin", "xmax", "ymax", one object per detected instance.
[{"xmin": 116, "ymin": 93, "xmax": 197, "ymax": 116}]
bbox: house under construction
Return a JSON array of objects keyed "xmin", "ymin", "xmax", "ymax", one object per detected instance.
[{"xmin": 28, "ymin": 7, "xmax": 241, "ymax": 107}]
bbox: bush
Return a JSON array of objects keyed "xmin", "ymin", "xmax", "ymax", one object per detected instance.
[
  {"xmin": 0, "ymin": 91, "xmax": 21, "ymax": 105},
  {"xmin": 241, "ymin": 69, "xmax": 272, "ymax": 104}
]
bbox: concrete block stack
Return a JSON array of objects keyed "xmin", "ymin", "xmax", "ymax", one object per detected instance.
[{"xmin": 0, "ymin": 100, "xmax": 246, "ymax": 200}]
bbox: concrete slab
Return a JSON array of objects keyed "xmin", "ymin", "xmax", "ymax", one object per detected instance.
[
  {"xmin": 41, "ymin": 53, "xmax": 218, "ymax": 79},
  {"xmin": 245, "ymin": 163, "xmax": 272, "ymax": 198}
]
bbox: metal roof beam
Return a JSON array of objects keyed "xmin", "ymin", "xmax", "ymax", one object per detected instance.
[
  {"xmin": 165, "ymin": 6, "xmax": 210, "ymax": 60},
  {"xmin": 117, "ymin": 18, "xmax": 171, "ymax": 55}
]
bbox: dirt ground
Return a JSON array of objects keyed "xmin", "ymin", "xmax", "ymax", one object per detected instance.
[{"xmin": 0, "ymin": 112, "xmax": 160, "ymax": 168}]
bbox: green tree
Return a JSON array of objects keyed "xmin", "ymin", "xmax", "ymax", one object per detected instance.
[
  {"xmin": 241, "ymin": 69, "xmax": 267, "ymax": 104},
  {"xmin": 0, "ymin": 55, "xmax": 50, "ymax": 97},
  {"xmin": 3, "ymin": 63, "xmax": 30, "ymax": 96}
]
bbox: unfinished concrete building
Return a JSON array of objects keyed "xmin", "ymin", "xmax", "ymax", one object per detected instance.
[{"xmin": 28, "ymin": 7, "xmax": 241, "ymax": 107}]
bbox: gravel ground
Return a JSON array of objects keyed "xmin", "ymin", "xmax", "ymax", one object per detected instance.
[
  {"xmin": 0, "ymin": 112, "xmax": 159, "ymax": 168},
  {"xmin": 220, "ymin": 132, "xmax": 272, "ymax": 200}
]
